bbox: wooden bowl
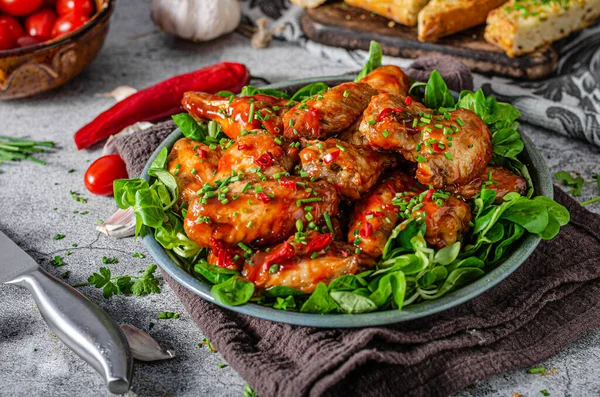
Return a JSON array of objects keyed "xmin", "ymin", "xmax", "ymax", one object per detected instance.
[{"xmin": 0, "ymin": 0, "xmax": 115, "ymax": 100}]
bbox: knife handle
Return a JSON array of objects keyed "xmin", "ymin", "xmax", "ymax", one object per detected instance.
[{"xmin": 7, "ymin": 267, "xmax": 133, "ymax": 394}]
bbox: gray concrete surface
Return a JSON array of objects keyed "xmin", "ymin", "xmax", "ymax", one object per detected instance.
[{"xmin": 1, "ymin": 1, "xmax": 600, "ymax": 396}]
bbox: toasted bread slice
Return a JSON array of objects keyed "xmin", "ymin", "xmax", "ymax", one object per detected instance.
[
  {"xmin": 345, "ymin": 0, "xmax": 430, "ymax": 26},
  {"xmin": 418, "ymin": 0, "xmax": 508, "ymax": 41},
  {"xmin": 290, "ymin": 0, "xmax": 328, "ymax": 8},
  {"xmin": 485, "ymin": 0, "xmax": 600, "ymax": 57}
]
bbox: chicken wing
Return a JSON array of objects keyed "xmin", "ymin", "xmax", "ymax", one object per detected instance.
[
  {"xmin": 359, "ymin": 65, "xmax": 411, "ymax": 97},
  {"xmin": 243, "ymin": 231, "xmax": 375, "ymax": 294},
  {"xmin": 416, "ymin": 194, "xmax": 472, "ymax": 250},
  {"xmin": 214, "ymin": 130, "xmax": 294, "ymax": 181},
  {"xmin": 182, "ymin": 92, "xmax": 293, "ymax": 139},
  {"xmin": 348, "ymin": 171, "xmax": 418, "ymax": 257},
  {"xmin": 450, "ymin": 166, "xmax": 527, "ymax": 202},
  {"xmin": 299, "ymin": 138, "xmax": 397, "ymax": 200},
  {"xmin": 167, "ymin": 138, "xmax": 221, "ymax": 205},
  {"xmin": 416, "ymin": 108, "xmax": 493, "ymax": 189},
  {"xmin": 358, "ymin": 92, "xmax": 430, "ymax": 157},
  {"xmin": 184, "ymin": 178, "xmax": 340, "ymax": 248},
  {"xmin": 283, "ymin": 82, "xmax": 377, "ymax": 140}
]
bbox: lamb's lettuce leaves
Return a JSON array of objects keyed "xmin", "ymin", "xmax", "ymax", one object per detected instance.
[{"xmin": 355, "ymin": 40, "xmax": 383, "ymax": 81}]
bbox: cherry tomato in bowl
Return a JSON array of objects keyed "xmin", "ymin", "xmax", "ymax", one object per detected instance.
[
  {"xmin": 0, "ymin": 23, "xmax": 16, "ymax": 50},
  {"xmin": 51, "ymin": 12, "xmax": 88, "ymax": 38},
  {"xmin": 0, "ymin": 15, "xmax": 24, "ymax": 37},
  {"xmin": 16, "ymin": 35, "xmax": 46, "ymax": 47},
  {"xmin": 26, "ymin": 8, "xmax": 57, "ymax": 38},
  {"xmin": 84, "ymin": 154, "xmax": 129, "ymax": 196},
  {"xmin": 57, "ymin": 0, "xmax": 93, "ymax": 16},
  {"xmin": 0, "ymin": 0, "xmax": 43, "ymax": 16}
]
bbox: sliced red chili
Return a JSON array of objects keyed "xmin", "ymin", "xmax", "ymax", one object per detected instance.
[
  {"xmin": 210, "ymin": 237, "xmax": 236, "ymax": 268},
  {"xmin": 263, "ymin": 241, "xmax": 295, "ymax": 269},
  {"xmin": 257, "ymin": 192, "xmax": 271, "ymax": 203},
  {"xmin": 404, "ymin": 96, "xmax": 413, "ymax": 106},
  {"xmin": 307, "ymin": 233, "xmax": 333, "ymax": 254},
  {"xmin": 359, "ymin": 222, "xmax": 373, "ymax": 238},
  {"xmin": 424, "ymin": 188, "xmax": 434, "ymax": 202},
  {"xmin": 238, "ymin": 144, "xmax": 251, "ymax": 151},
  {"xmin": 254, "ymin": 152, "xmax": 275, "ymax": 168},
  {"xmin": 365, "ymin": 210, "xmax": 384, "ymax": 217},
  {"xmin": 280, "ymin": 179, "xmax": 297, "ymax": 190},
  {"xmin": 376, "ymin": 107, "xmax": 403, "ymax": 123},
  {"xmin": 340, "ymin": 249, "xmax": 349, "ymax": 258},
  {"xmin": 197, "ymin": 148, "xmax": 208, "ymax": 159},
  {"xmin": 432, "ymin": 143, "xmax": 444, "ymax": 153},
  {"xmin": 323, "ymin": 150, "xmax": 341, "ymax": 164}
]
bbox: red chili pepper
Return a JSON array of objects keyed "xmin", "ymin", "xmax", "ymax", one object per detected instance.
[
  {"xmin": 263, "ymin": 241, "xmax": 295, "ymax": 269},
  {"xmin": 323, "ymin": 150, "xmax": 340, "ymax": 164},
  {"xmin": 376, "ymin": 107, "xmax": 403, "ymax": 123},
  {"xmin": 74, "ymin": 62, "xmax": 250, "ymax": 150},
  {"xmin": 404, "ymin": 96, "xmax": 413, "ymax": 106},
  {"xmin": 307, "ymin": 233, "xmax": 333, "ymax": 254},
  {"xmin": 432, "ymin": 143, "xmax": 444, "ymax": 153},
  {"xmin": 424, "ymin": 188, "xmax": 434, "ymax": 202},
  {"xmin": 280, "ymin": 179, "xmax": 297, "ymax": 190},
  {"xmin": 365, "ymin": 210, "xmax": 384, "ymax": 217},
  {"xmin": 359, "ymin": 222, "xmax": 373, "ymax": 238},
  {"xmin": 257, "ymin": 192, "xmax": 271, "ymax": 203},
  {"xmin": 340, "ymin": 249, "xmax": 349, "ymax": 258},
  {"xmin": 254, "ymin": 152, "xmax": 275, "ymax": 168},
  {"xmin": 197, "ymin": 148, "xmax": 208, "ymax": 159},
  {"xmin": 210, "ymin": 237, "xmax": 237, "ymax": 268},
  {"xmin": 237, "ymin": 144, "xmax": 251, "ymax": 151}
]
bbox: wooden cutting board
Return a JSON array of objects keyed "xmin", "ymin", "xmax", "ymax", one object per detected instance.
[{"xmin": 300, "ymin": 2, "xmax": 558, "ymax": 80}]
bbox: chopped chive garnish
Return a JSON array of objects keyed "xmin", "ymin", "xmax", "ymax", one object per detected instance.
[
  {"xmin": 296, "ymin": 198, "xmax": 322, "ymax": 206},
  {"xmin": 445, "ymin": 152, "xmax": 453, "ymax": 160},
  {"xmin": 248, "ymin": 103, "xmax": 255, "ymax": 123}
]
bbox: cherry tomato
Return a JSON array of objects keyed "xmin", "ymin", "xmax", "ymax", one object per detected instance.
[
  {"xmin": 0, "ymin": 22, "xmax": 16, "ymax": 50},
  {"xmin": 84, "ymin": 154, "xmax": 129, "ymax": 196},
  {"xmin": 51, "ymin": 12, "xmax": 88, "ymax": 39},
  {"xmin": 26, "ymin": 9, "xmax": 57, "ymax": 39},
  {"xmin": 0, "ymin": 0, "xmax": 43, "ymax": 16},
  {"xmin": 16, "ymin": 35, "xmax": 45, "ymax": 47},
  {"xmin": 56, "ymin": 0, "xmax": 93, "ymax": 16},
  {"xmin": 0, "ymin": 15, "xmax": 24, "ymax": 38},
  {"xmin": 43, "ymin": 0, "xmax": 56, "ymax": 6}
]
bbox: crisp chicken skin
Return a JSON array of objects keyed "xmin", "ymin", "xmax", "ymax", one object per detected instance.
[
  {"xmin": 184, "ymin": 178, "xmax": 339, "ymax": 248},
  {"xmin": 182, "ymin": 92, "xmax": 292, "ymax": 139},
  {"xmin": 283, "ymin": 82, "xmax": 377, "ymax": 140},
  {"xmin": 451, "ymin": 166, "xmax": 528, "ymax": 202},
  {"xmin": 299, "ymin": 139, "xmax": 397, "ymax": 200},
  {"xmin": 417, "ymin": 194, "xmax": 472, "ymax": 250},
  {"xmin": 214, "ymin": 131, "xmax": 294, "ymax": 181},
  {"xmin": 360, "ymin": 65, "xmax": 411, "ymax": 97},
  {"xmin": 243, "ymin": 232, "xmax": 375, "ymax": 294},
  {"xmin": 167, "ymin": 138, "xmax": 221, "ymax": 205}
]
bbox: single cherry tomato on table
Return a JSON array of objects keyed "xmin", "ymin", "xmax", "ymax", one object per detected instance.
[
  {"xmin": 0, "ymin": 15, "xmax": 24, "ymax": 38},
  {"xmin": 0, "ymin": 0, "xmax": 43, "ymax": 16},
  {"xmin": 26, "ymin": 8, "xmax": 57, "ymax": 38},
  {"xmin": 56, "ymin": 0, "xmax": 93, "ymax": 16},
  {"xmin": 16, "ymin": 35, "xmax": 46, "ymax": 47},
  {"xmin": 84, "ymin": 154, "xmax": 129, "ymax": 196},
  {"xmin": 0, "ymin": 23, "xmax": 16, "ymax": 50},
  {"xmin": 51, "ymin": 12, "xmax": 88, "ymax": 38}
]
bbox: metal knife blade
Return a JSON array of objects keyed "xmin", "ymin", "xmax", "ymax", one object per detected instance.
[
  {"xmin": 0, "ymin": 230, "xmax": 39, "ymax": 283},
  {"xmin": 0, "ymin": 230, "xmax": 132, "ymax": 393}
]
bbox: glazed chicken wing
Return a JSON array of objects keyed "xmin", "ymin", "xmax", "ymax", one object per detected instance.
[
  {"xmin": 184, "ymin": 178, "xmax": 340, "ymax": 248},
  {"xmin": 348, "ymin": 171, "xmax": 418, "ymax": 257},
  {"xmin": 358, "ymin": 92, "xmax": 430, "ymax": 157},
  {"xmin": 417, "ymin": 195, "xmax": 472, "ymax": 250},
  {"xmin": 283, "ymin": 82, "xmax": 377, "ymax": 140},
  {"xmin": 214, "ymin": 130, "xmax": 294, "ymax": 181},
  {"xmin": 299, "ymin": 139, "xmax": 397, "ymax": 200},
  {"xmin": 360, "ymin": 65, "xmax": 411, "ymax": 97},
  {"xmin": 243, "ymin": 232, "xmax": 375, "ymax": 294},
  {"xmin": 416, "ymin": 108, "xmax": 493, "ymax": 189},
  {"xmin": 182, "ymin": 92, "xmax": 292, "ymax": 139},
  {"xmin": 167, "ymin": 138, "xmax": 221, "ymax": 205},
  {"xmin": 450, "ymin": 166, "xmax": 527, "ymax": 202}
]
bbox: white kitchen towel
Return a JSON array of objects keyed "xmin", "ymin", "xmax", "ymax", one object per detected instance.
[{"xmin": 240, "ymin": 0, "xmax": 600, "ymax": 147}]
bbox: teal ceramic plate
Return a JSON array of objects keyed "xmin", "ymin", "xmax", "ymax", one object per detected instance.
[{"xmin": 142, "ymin": 75, "xmax": 552, "ymax": 328}]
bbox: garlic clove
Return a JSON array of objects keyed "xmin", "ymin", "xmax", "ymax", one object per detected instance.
[
  {"xmin": 99, "ymin": 85, "xmax": 138, "ymax": 102},
  {"xmin": 97, "ymin": 208, "xmax": 136, "ymax": 239},
  {"xmin": 120, "ymin": 324, "xmax": 176, "ymax": 362}
]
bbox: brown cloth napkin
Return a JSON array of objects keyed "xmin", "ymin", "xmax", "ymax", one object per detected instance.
[{"xmin": 114, "ymin": 60, "xmax": 600, "ymax": 396}]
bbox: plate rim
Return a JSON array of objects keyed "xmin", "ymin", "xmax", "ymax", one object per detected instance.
[{"xmin": 142, "ymin": 75, "xmax": 551, "ymax": 328}]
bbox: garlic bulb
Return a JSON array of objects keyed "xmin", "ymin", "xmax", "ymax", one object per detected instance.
[{"xmin": 151, "ymin": 0, "xmax": 241, "ymax": 42}]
